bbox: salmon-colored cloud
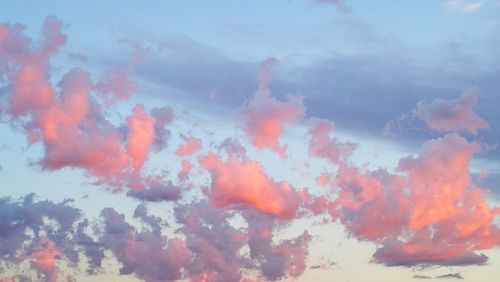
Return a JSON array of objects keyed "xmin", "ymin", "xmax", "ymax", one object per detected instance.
[
  {"xmin": 413, "ymin": 90, "xmax": 488, "ymax": 135},
  {"xmin": 29, "ymin": 238, "xmax": 62, "ymax": 282},
  {"xmin": 200, "ymin": 152, "xmax": 301, "ymax": 219},
  {"xmin": 240, "ymin": 58, "xmax": 305, "ymax": 157},
  {"xmin": 329, "ymin": 133, "xmax": 500, "ymax": 266},
  {"xmin": 176, "ymin": 136, "xmax": 202, "ymax": 156},
  {"xmin": 178, "ymin": 159, "xmax": 192, "ymax": 182},
  {"xmin": 1, "ymin": 17, "xmax": 172, "ymax": 193},
  {"xmin": 126, "ymin": 105, "xmax": 155, "ymax": 173}
]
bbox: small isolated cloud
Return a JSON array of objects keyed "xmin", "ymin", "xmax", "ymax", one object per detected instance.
[
  {"xmin": 311, "ymin": 0, "xmax": 349, "ymax": 12},
  {"xmin": 486, "ymin": 19, "xmax": 500, "ymax": 27},
  {"xmin": 414, "ymin": 274, "xmax": 432, "ymax": 279},
  {"xmin": 444, "ymin": 0, "xmax": 484, "ymax": 13},
  {"xmin": 436, "ymin": 272, "xmax": 464, "ymax": 279},
  {"xmin": 413, "ymin": 90, "xmax": 488, "ymax": 135}
]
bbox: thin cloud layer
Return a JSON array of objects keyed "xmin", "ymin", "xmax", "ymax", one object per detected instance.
[{"xmin": 444, "ymin": 0, "xmax": 484, "ymax": 13}]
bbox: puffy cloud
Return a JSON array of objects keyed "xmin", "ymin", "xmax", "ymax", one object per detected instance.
[
  {"xmin": 28, "ymin": 238, "xmax": 62, "ymax": 282},
  {"xmin": 0, "ymin": 17, "xmax": 173, "ymax": 192},
  {"xmin": 151, "ymin": 106, "xmax": 173, "ymax": 152},
  {"xmin": 177, "ymin": 159, "xmax": 192, "ymax": 182},
  {"xmin": 126, "ymin": 105, "xmax": 155, "ymax": 173},
  {"xmin": 200, "ymin": 152, "xmax": 301, "ymax": 219},
  {"xmin": 0, "ymin": 195, "xmax": 90, "ymax": 280},
  {"xmin": 94, "ymin": 68, "xmax": 135, "ymax": 104},
  {"xmin": 218, "ymin": 137, "xmax": 247, "ymax": 158},
  {"xmin": 99, "ymin": 207, "xmax": 191, "ymax": 281},
  {"xmin": 244, "ymin": 211, "xmax": 312, "ymax": 280},
  {"xmin": 127, "ymin": 180, "xmax": 181, "ymax": 202},
  {"xmin": 413, "ymin": 90, "xmax": 488, "ymax": 135},
  {"xmin": 176, "ymin": 136, "xmax": 202, "ymax": 156},
  {"xmin": 174, "ymin": 201, "xmax": 249, "ymax": 282},
  {"xmin": 240, "ymin": 58, "xmax": 305, "ymax": 157},
  {"xmin": 308, "ymin": 118, "xmax": 356, "ymax": 164},
  {"xmin": 328, "ymin": 133, "xmax": 500, "ymax": 267}
]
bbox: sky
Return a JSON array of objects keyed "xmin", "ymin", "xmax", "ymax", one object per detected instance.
[{"xmin": 0, "ymin": 0, "xmax": 499, "ymax": 281}]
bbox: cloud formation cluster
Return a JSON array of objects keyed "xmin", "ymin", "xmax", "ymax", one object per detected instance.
[
  {"xmin": 1, "ymin": 16, "xmax": 499, "ymax": 281},
  {"xmin": 0, "ymin": 17, "xmax": 174, "ymax": 195}
]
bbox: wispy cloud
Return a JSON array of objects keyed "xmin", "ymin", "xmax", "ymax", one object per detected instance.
[{"xmin": 444, "ymin": 0, "xmax": 485, "ymax": 13}]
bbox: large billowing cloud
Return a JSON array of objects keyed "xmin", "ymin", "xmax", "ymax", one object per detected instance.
[
  {"xmin": 413, "ymin": 90, "xmax": 489, "ymax": 135},
  {"xmin": 0, "ymin": 17, "xmax": 174, "ymax": 194},
  {"xmin": 324, "ymin": 133, "xmax": 500, "ymax": 267}
]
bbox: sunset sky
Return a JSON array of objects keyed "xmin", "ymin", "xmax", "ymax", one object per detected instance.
[{"xmin": 1, "ymin": 1, "xmax": 500, "ymax": 281}]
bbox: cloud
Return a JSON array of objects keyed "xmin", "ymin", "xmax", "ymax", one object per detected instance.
[
  {"xmin": 239, "ymin": 58, "xmax": 305, "ymax": 157},
  {"xmin": 413, "ymin": 90, "xmax": 488, "ymax": 135},
  {"xmin": 326, "ymin": 133, "xmax": 500, "ymax": 267},
  {"xmin": 444, "ymin": 0, "xmax": 484, "ymax": 13},
  {"xmin": 98, "ymin": 207, "xmax": 190, "ymax": 281},
  {"xmin": 414, "ymin": 275, "xmax": 432, "ymax": 279},
  {"xmin": 308, "ymin": 118, "xmax": 356, "ymax": 164},
  {"xmin": 200, "ymin": 152, "xmax": 301, "ymax": 219},
  {"xmin": 0, "ymin": 194, "xmax": 86, "ymax": 280},
  {"xmin": 0, "ymin": 17, "xmax": 174, "ymax": 192},
  {"xmin": 126, "ymin": 105, "xmax": 155, "ymax": 173},
  {"xmin": 127, "ymin": 180, "xmax": 181, "ymax": 202},
  {"xmin": 436, "ymin": 272, "xmax": 464, "ymax": 279},
  {"xmin": 176, "ymin": 135, "xmax": 202, "ymax": 156},
  {"xmin": 151, "ymin": 106, "xmax": 173, "ymax": 152},
  {"xmin": 311, "ymin": 0, "xmax": 349, "ymax": 12},
  {"xmin": 177, "ymin": 159, "xmax": 192, "ymax": 182},
  {"xmin": 94, "ymin": 67, "xmax": 136, "ymax": 104},
  {"xmin": 28, "ymin": 238, "xmax": 62, "ymax": 282}
]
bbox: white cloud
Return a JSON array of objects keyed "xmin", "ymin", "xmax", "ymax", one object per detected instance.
[{"xmin": 444, "ymin": 0, "xmax": 485, "ymax": 13}]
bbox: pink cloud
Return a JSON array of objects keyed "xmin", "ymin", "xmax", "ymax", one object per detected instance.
[
  {"xmin": 308, "ymin": 118, "xmax": 356, "ymax": 164},
  {"xmin": 240, "ymin": 58, "xmax": 305, "ymax": 157},
  {"xmin": 414, "ymin": 90, "xmax": 488, "ymax": 135},
  {"xmin": 200, "ymin": 152, "xmax": 301, "ymax": 219},
  {"xmin": 28, "ymin": 238, "xmax": 62, "ymax": 282},
  {"xmin": 126, "ymin": 105, "xmax": 155, "ymax": 173},
  {"xmin": 178, "ymin": 159, "xmax": 192, "ymax": 182},
  {"xmin": 176, "ymin": 136, "xmax": 202, "ymax": 156},
  {"xmin": 1, "ymin": 17, "xmax": 172, "ymax": 192},
  {"xmin": 328, "ymin": 133, "xmax": 500, "ymax": 266}
]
